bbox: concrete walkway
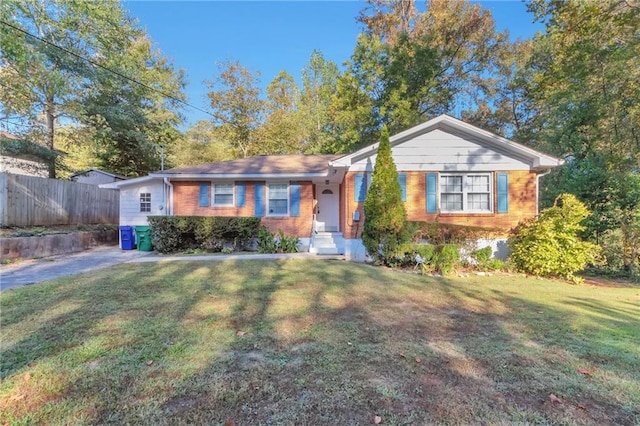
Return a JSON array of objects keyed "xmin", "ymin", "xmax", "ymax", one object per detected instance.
[{"xmin": 0, "ymin": 246, "xmax": 344, "ymax": 291}]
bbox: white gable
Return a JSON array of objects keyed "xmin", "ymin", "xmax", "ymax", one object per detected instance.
[
  {"xmin": 332, "ymin": 115, "xmax": 563, "ymax": 172},
  {"xmin": 350, "ymin": 128, "xmax": 531, "ymax": 172}
]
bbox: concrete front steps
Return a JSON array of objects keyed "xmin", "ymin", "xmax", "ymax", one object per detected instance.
[{"xmin": 309, "ymin": 232, "xmax": 345, "ymax": 255}]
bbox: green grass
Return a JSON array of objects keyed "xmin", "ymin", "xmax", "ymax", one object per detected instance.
[{"xmin": 1, "ymin": 260, "xmax": 639, "ymax": 425}]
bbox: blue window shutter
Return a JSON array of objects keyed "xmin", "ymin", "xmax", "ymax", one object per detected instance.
[
  {"xmin": 254, "ymin": 183, "xmax": 265, "ymax": 217},
  {"xmin": 236, "ymin": 183, "xmax": 246, "ymax": 207},
  {"xmin": 426, "ymin": 173, "xmax": 437, "ymax": 213},
  {"xmin": 290, "ymin": 182, "xmax": 300, "ymax": 217},
  {"xmin": 354, "ymin": 174, "xmax": 366, "ymax": 202},
  {"xmin": 199, "ymin": 182, "xmax": 209, "ymax": 207},
  {"xmin": 497, "ymin": 172, "xmax": 509, "ymax": 213},
  {"xmin": 398, "ymin": 173, "xmax": 407, "ymax": 202}
]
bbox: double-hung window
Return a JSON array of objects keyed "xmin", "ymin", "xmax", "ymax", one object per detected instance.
[
  {"xmin": 268, "ymin": 183, "xmax": 288, "ymax": 216},
  {"xmin": 140, "ymin": 193, "xmax": 151, "ymax": 212},
  {"xmin": 440, "ymin": 174, "xmax": 491, "ymax": 213},
  {"xmin": 213, "ymin": 183, "xmax": 234, "ymax": 206}
]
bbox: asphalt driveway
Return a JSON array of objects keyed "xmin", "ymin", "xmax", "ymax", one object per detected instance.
[
  {"xmin": 0, "ymin": 246, "xmax": 153, "ymax": 291},
  {"xmin": 0, "ymin": 246, "xmax": 340, "ymax": 291}
]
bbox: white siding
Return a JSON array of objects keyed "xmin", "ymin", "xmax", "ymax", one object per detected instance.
[
  {"xmin": 350, "ymin": 129, "xmax": 532, "ymax": 172},
  {"xmin": 119, "ymin": 180, "xmax": 166, "ymax": 226}
]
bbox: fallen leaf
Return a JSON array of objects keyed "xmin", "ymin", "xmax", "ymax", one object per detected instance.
[
  {"xmin": 577, "ymin": 403, "xmax": 586, "ymax": 410},
  {"xmin": 23, "ymin": 373, "xmax": 31, "ymax": 382},
  {"xmin": 577, "ymin": 367, "xmax": 592, "ymax": 376},
  {"xmin": 398, "ymin": 353, "xmax": 407, "ymax": 359},
  {"xmin": 236, "ymin": 330, "xmax": 245, "ymax": 336},
  {"xmin": 549, "ymin": 393, "xmax": 562, "ymax": 403},
  {"xmin": 146, "ymin": 360, "xmax": 153, "ymax": 366},
  {"xmin": 225, "ymin": 420, "xmax": 235, "ymax": 426},
  {"xmin": 415, "ymin": 357, "xmax": 422, "ymax": 363},
  {"xmin": 374, "ymin": 415, "xmax": 382, "ymax": 424}
]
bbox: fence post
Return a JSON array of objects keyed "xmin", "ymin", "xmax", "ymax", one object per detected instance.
[{"xmin": 0, "ymin": 173, "xmax": 7, "ymax": 227}]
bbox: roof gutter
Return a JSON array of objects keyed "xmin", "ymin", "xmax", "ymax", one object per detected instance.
[
  {"xmin": 150, "ymin": 172, "xmax": 329, "ymax": 179},
  {"xmin": 536, "ymin": 169, "xmax": 552, "ymax": 215},
  {"xmin": 163, "ymin": 178, "xmax": 173, "ymax": 216}
]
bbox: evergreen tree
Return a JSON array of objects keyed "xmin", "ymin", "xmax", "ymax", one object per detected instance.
[{"xmin": 362, "ymin": 126, "xmax": 408, "ymax": 264}]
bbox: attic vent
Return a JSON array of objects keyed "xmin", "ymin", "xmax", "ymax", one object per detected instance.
[{"xmin": 321, "ymin": 189, "xmax": 333, "ymax": 195}]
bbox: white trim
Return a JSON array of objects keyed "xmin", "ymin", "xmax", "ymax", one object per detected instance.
[
  {"xmin": 139, "ymin": 192, "xmax": 152, "ymax": 213},
  {"xmin": 100, "ymin": 175, "xmax": 160, "ymax": 189},
  {"xmin": 150, "ymin": 172, "xmax": 327, "ymax": 180},
  {"xmin": 212, "ymin": 182, "xmax": 235, "ymax": 207},
  {"xmin": 267, "ymin": 182, "xmax": 289, "ymax": 217},
  {"xmin": 439, "ymin": 172, "xmax": 493, "ymax": 213}
]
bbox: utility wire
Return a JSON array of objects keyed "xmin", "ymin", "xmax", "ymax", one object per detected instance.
[{"xmin": 0, "ymin": 20, "xmax": 214, "ymax": 118}]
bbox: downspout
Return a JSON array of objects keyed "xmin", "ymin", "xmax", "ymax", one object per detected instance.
[
  {"xmin": 163, "ymin": 178, "xmax": 173, "ymax": 216},
  {"xmin": 536, "ymin": 170, "xmax": 551, "ymax": 215}
]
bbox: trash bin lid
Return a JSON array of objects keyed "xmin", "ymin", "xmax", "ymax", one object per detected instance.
[{"xmin": 120, "ymin": 226, "xmax": 132, "ymax": 230}]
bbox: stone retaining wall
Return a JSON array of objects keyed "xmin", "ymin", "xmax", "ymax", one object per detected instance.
[{"xmin": 0, "ymin": 230, "xmax": 118, "ymax": 261}]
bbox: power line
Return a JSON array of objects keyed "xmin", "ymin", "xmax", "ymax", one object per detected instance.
[{"xmin": 0, "ymin": 20, "xmax": 214, "ymax": 118}]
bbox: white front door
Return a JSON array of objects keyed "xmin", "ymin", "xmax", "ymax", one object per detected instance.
[{"xmin": 316, "ymin": 184, "xmax": 339, "ymax": 232}]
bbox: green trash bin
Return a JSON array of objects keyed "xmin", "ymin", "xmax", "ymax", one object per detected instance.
[{"xmin": 135, "ymin": 225, "xmax": 153, "ymax": 252}]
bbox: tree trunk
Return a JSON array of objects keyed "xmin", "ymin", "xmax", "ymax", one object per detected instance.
[{"xmin": 45, "ymin": 96, "xmax": 56, "ymax": 178}]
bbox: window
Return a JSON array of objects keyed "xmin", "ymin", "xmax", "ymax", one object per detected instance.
[
  {"xmin": 440, "ymin": 174, "xmax": 491, "ymax": 213},
  {"xmin": 140, "ymin": 193, "xmax": 151, "ymax": 212},
  {"xmin": 268, "ymin": 183, "xmax": 288, "ymax": 215},
  {"xmin": 213, "ymin": 183, "xmax": 234, "ymax": 206}
]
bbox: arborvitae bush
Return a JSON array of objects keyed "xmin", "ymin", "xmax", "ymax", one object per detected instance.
[
  {"xmin": 362, "ymin": 126, "xmax": 408, "ymax": 265},
  {"xmin": 148, "ymin": 216, "xmax": 261, "ymax": 253},
  {"xmin": 508, "ymin": 194, "xmax": 601, "ymax": 282}
]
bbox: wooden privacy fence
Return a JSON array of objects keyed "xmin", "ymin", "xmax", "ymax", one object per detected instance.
[{"xmin": 0, "ymin": 173, "xmax": 119, "ymax": 226}]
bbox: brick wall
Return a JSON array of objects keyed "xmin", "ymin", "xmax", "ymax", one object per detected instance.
[
  {"xmin": 341, "ymin": 170, "xmax": 537, "ymax": 239},
  {"xmin": 172, "ymin": 180, "xmax": 314, "ymax": 237}
]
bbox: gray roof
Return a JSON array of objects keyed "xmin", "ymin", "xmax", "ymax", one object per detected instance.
[{"xmin": 159, "ymin": 154, "xmax": 340, "ymax": 176}]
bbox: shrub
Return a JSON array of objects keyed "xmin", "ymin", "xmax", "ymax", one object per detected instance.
[
  {"xmin": 508, "ymin": 194, "xmax": 601, "ymax": 282},
  {"xmin": 411, "ymin": 222, "xmax": 505, "ymax": 245},
  {"xmin": 437, "ymin": 244, "xmax": 460, "ymax": 275},
  {"xmin": 257, "ymin": 227, "xmax": 278, "ymax": 253},
  {"xmin": 362, "ymin": 126, "xmax": 408, "ymax": 265},
  {"xmin": 277, "ymin": 230, "xmax": 300, "ymax": 253},
  {"xmin": 257, "ymin": 227, "xmax": 299, "ymax": 253},
  {"xmin": 404, "ymin": 243, "xmax": 459, "ymax": 275},
  {"xmin": 148, "ymin": 216, "xmax": 261, "ymax": 254}
]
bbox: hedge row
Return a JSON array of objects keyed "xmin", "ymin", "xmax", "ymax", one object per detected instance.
[{"xmin": 147, "ymin": 216, "xmax": 261, "ymax": 254}]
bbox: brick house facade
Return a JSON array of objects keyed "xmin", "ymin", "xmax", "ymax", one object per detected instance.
[{"xmin": 104, "ymin": 115, "xmax": 563, "ymax": 260}]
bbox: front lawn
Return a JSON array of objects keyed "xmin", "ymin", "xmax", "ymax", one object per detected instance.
[{"xmin": 1, "ymin": 260, "xmax": 639, "ymax": 425}]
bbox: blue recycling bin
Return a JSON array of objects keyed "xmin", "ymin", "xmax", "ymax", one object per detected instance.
[{"xmin": 120, "ymin": 226, "xmax": 135, "ymax": 250}]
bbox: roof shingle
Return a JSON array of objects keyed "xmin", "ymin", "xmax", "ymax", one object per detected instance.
[{"xmin": 160, "ymin": 154, "xmax": 339, "ymax": 176}]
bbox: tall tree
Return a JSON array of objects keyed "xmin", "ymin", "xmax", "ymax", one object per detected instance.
[
  {"xmin": 332, "ymin": 0, "xmax": 509, "ymax": 151},
  {"xmin": 79, "ymin": 35, "xmax": 185, "ymax": 176},
  {"xmin": 298, "ymin": 50, "xmax": 339, "ymax": 153},
  {"xmin": 259, "ymin": 70, "xmax": 304, "ymax": 154},
  {"xmin": 527, "ymin": 0, "xmax": 639, "ymax": 168},
  {"xmin": 362, "ymin": 126, "xmax": 408, "ymax": 265},
  {"xmin": 169, "ymin": 120, "xmax": 233, "ymax": 168},
  {"xmin": 527, "ymin": 0, "xmax": 640, "ymax": 274},
  {"xmin": 206, "ymin": 60, "xmax": 264, "ymax": 158},
  {"xmin": 0, "ymin": 0, "xmax": 138, "ymax": 177}
]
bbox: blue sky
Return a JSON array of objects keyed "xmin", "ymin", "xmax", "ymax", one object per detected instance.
[{"xmin": 124, "ymin": 1, "xmax": 544, "ymax": 127}]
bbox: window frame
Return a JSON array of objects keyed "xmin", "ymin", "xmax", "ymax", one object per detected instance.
[
  {"xmin": 140, "ymin": 192, "xmax": 151, "ymax": 213},
  {"xmin": 212, "ymin": 182, "xmax": 235, "ymax": 207},
  {"xmin": 267, "ymin": 182, "xmax": 289, "ymax": 217},
  {"xmin": 439, "ymin": 173, "xmax": 493, "ymax": 213}
]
